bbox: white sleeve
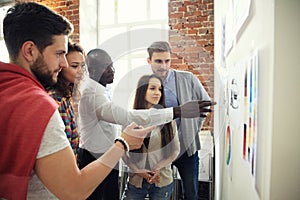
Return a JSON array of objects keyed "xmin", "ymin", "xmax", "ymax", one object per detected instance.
[
  {"xmin": 36, "ymin": 110, "xmax": 70, "ymax": 159},
  {"xmin": 93, "ymin": 84, "xmax": 174, "ymax": 127},
  {"xmin": 79, "ymin": 78, "xmax": 173, "ymax": 129}
]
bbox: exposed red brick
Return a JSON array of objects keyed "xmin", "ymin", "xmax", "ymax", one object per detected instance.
[{"xmin": 169, "ymin": 0, "xmax": 214, "ymax": 130}]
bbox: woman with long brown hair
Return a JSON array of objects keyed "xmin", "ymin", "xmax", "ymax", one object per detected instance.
[
  {"xmin": 122, "ymin": 74, "xmax": 180, "ymax": 200},
  {"xmin": 47, "ymin": 41, "xmax": 86, "ymax": 157}
]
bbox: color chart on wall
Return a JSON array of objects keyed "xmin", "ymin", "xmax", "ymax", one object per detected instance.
[{"xmin": 243, "ymin": 50, "xmax": 258, "ymax": 177}]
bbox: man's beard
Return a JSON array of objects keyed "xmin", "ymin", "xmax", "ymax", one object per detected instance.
[{"xmin": 31, "ymin": 55, "xmax": 57, "ymax": 88}]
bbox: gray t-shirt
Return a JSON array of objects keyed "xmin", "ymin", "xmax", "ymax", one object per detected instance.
[{"xmin": 27, "ymin": 110, "xmax": 70, "ymax": 199}]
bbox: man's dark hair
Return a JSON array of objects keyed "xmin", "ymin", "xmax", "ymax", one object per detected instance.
[
  {"xmin": 147, "ymin": 41, "xmax": 172, "ymax": 60},
  {"xmin": 3, "ymin": 2, "xmax": 73, "ymax": 61}
]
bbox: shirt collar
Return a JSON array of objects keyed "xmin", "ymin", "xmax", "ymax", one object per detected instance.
[{"xmin": 164, "ymin": 69, "xmax": 174, "ymax": 84}]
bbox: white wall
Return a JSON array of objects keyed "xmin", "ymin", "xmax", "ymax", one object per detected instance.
[
  {"xmin": 214, "ymin": 0, "xmax": 300, "ymax": 199},
  {"xmin": 271, "ymin": 0, "xmax": 300, "ymax": 199},
  {"xmin": 0, "ymin": 6, "xmax": 10, "ymax": 62}
]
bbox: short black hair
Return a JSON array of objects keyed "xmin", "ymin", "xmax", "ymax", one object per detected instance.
[
  {"xmin": 3, "ymin": 2, "xmax": 73, "ymax": 61},
  {"xmin": 86, "ymin": 48, "xmax": 112, "ymax": 82}
]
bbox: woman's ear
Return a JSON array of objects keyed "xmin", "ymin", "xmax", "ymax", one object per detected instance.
[{"xmin": 21, "ymin": 41, "xmax": 37, "ymax": 63}]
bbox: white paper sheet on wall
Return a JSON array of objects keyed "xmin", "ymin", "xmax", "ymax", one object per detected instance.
[
  {"xmin": 198, "ymin": 130, "xmax": 213, "ymax": 181},
  {"xmin": 233, "ymin": 0, "xmax": 252, "ymax": 40}
]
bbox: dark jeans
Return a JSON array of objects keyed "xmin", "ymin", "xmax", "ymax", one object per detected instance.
[
  {"xmin": 122, "ymin": 179, "xmax": 173, "ymax": 200},
  {"xmin": 77, "ymin": 148, "xmax": 119, "ymax": 200},
  {"xmin": 172, "ymin": 151, "xmax": 199, "ymax": 200}
]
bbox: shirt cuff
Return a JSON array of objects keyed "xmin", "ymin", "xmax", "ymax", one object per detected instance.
[{"xmin": 165, "ymin": 107, "xmax": 173, "ymax": 122}]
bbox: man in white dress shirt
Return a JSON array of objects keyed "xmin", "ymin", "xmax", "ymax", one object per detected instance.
[
  {"xmin": 77, "ymin": 47, "xmax": 215, "ymax": 199},
  {"xmin": 77, "ymin": 49, "xmax": 121, "ymax": 200}
]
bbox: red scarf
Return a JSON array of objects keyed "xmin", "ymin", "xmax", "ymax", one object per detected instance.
[{"xmin": 0, "ymin": 62, "xmax": 58, "ymax": 199}]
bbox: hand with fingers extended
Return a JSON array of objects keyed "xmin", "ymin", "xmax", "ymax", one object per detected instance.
[
  {"xmin": 120, "ymin": 122, "xmax": 155, "ymax": 151},
  {"xmin": 173, "ymin": 100, "xmax": 217, "ymax": 119}
]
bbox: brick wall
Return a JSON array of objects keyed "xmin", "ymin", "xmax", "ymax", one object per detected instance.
[
  {"xmin": 16, "ymin": 0, "xmax": 80, "ymax": 42},
  {"xmin": 168, "ymin": 0, "xmax": 214, "ymax": 131}
]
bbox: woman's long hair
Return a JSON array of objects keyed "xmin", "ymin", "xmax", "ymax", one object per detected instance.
[
  {"xmin": 48, "ymin": 41, "xmax": 85, "ymax": 99},
  {"xmin": 132, "ymin": 74, "xmax": 175, "ymax": 159}
]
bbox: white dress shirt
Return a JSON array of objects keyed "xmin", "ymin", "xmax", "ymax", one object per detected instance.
[{"xmin": 78, "ymin": 78, "xmax": 173, "ymax": 153}]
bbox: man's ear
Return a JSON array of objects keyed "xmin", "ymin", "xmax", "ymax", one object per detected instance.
[
  {"xmin": 147, "ymin": 57, "xmax": 151, "ymax": 64},
  {"xmin": 21, "ymin": 41, "xmax": 38, "ymax": 63}
]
